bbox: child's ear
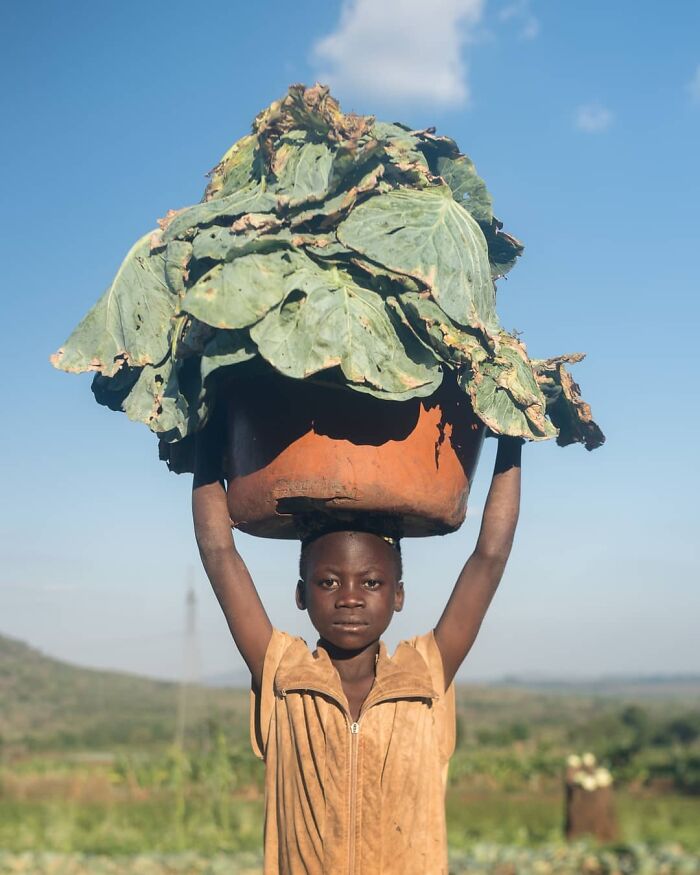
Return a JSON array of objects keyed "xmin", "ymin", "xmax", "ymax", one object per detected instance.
[
  {"xmin": 394, "ymin": 580, "xmax": 405, "ymax": 613},
  {"xmin": 295, "ymin": 579, "xmax": 306, "ymax": 611}
]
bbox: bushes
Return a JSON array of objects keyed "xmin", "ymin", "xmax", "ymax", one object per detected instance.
[{"xmin": 475, "ymin": 722, "xmax": 531, "ymax": 746}]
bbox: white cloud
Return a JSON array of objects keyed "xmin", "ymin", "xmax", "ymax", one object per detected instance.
[
  {"xmin": 574, "ymin": 103, "xmax": 614, "ymax": 134},
  {"xmin": 311, "ymin": 0, "xmax": 484, "ymax": 108},
  {"xmin": 688, "ymin": 64, "xmax": 700, "ymax": 103},
  {"xmin": 520, "ymin": 16, "xmax": 540, "ymax": 39},
  {"xmin": 498, "ymin": 0, "xmax": 540, "ymax": 40}
]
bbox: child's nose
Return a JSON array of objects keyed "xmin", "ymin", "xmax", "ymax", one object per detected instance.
[{"xmin": 336, "ymin": 583, "xmax": 365, "ymax": 607}]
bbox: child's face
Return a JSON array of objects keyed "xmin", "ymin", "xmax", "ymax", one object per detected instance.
[{"xmin": 296, "ymin": 531, "xmax": 404, "ymax": 650}]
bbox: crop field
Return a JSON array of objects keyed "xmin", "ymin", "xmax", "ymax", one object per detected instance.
[
  {"xmin": 1, "ymin": 635, "xmax": 698, "ymax": 873},
  {"xmin": 1, "ymin": 845, "xmax": 700, "ymax": 875},
  {"xmin": 0, "ymin": 848, "xmax": 699, "ymax": 875}
]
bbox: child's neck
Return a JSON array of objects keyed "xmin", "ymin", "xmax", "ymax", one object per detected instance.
[
  {"xmin": 318, "ymin": 638, "xmax": 380, "ymax": 722},
  {"xmin": 318, "ymin": 638, "xmax": 380, "ymax": 683}
]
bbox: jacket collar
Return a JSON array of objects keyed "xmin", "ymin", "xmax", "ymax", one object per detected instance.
[{"xmin": 274, "ymin": 638, "xmax": 438, "ymax": 715}]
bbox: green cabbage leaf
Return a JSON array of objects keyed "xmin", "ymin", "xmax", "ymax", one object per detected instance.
[{"xmin": 52, "ymin": 84, "xmax": 604, "ymax": 469}]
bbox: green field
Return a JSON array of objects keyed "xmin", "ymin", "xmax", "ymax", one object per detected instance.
[{"xmin": 1, "ymin": 633, "xmax": 699, "ymax": 872}]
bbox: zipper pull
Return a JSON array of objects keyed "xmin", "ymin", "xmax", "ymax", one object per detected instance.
[{"xmin": 350, "ymin": 721, "xmax": 360, "ymax": 734}]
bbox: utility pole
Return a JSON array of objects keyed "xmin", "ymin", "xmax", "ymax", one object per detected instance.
[{"xmin": 175, "ymin": 568, "xmax": 201, "ymax": 748}]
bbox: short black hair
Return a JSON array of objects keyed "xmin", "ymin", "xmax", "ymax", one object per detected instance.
[{"xmin": 299, "ymin": 530, "xmax": 403, "ymax": 582}]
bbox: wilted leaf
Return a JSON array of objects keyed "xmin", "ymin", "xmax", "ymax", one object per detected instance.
[
  {"xmin": 431, "ymin": 153, "xmax": 523, "ymax": 278},
  {"xmin": 464, "ymin": 334, "xmax": 556, "ymax": 440},
  {"xmin": 182, "ymin": 250, "xmax": 312, "ymax": 330},
  {"xmin": 398, "ymin": 293, "xmax": 554, "ymax": 441},
  {"xmin": 121, "ymin": 356, "xmax": 191, "ymax": 441},
  {"xmin": 175, "ymin": 316, "xmax": 215, "ymax": 358},
  {"xmin": 204, "ymin": 133, "xmax": 260, "ymax": 201},
  {"xmin": 163, "ymin": 240, "xmax": 192, "ymax": 295},
  {"xmin": 51, "ymin": 233, "xmax": 175, "ymax": 378},
  {"xmin": 254, "ymin": 83, "xmax": 374, "ymax": 169},
  {"xmin": 532, "ymin": 355, "xmax": 606, "ymax": 450},
  {"xmin": 413, "ymin": 127, "xmax": 461, "ymax": 162},
  {"xmin": 294, "ymin": 235, "xmax": 353, "ymax": 259},
  {"xmin": 272, "ymin": 141, "xmax": 334, "ymax": 207},
  {"xmin": 191, "ymin": 224, "xmax": 293, "ymax": 262},
  {"xmin": 91, "ymin": 364, "xmax": 141, "ymax": 411},
  {"xmin": 250, "ymin": 264, "xmax": 442, "ymax": 397},
  {"xmin": 161, "ymin": 185, "xmax": 277, "ymax": 243},
  {"xmin": 373, "ymin": 121, "xmax": 430, "ymax": 184},
  {"xmin": 200, "ymin": 329, "xmax": 257, "ymax": 383},
  {"xmin": 329, "ymin": 137, "xmax": 382, "ymax": 190},
  {"xmin": 173, "ymin": 330, "xmax": 258, "ymax": 437},
  {"xmin": 436, "ymin": 155, "xmax": 493, "ymax": 224},
  {"xmin": 337, "ymin": 186, "xmax": 498, "ymax": 334},
  {"xmin": 397, "ymin": 290, "xmax": 491, "ymax": 365},
  {"xmin": 347, "ymin": 256, "xmax": 423, "ymax": 295},
  {"xmin": 289, "ymin": 162, "xmax": 385, "ymax": 230},
  {"xmin": 482, "ymin": 220, "xmax": 525, "ymax": 279}
]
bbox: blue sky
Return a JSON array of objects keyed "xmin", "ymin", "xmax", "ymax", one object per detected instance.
[{"xmin": 1, "ymin": 0, "xmax": 698, "ymax": 682}]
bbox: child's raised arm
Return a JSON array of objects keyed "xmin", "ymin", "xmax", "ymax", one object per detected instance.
[
  {"xmin": 434, "ymin": 436, "xmax": 522, "ymax": 687},
  {"xmin": 192, "ymin": 415, "xmax": 272, "ymax": 690}
]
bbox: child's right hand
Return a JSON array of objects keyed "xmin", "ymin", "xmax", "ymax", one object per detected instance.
[{"xmin": 192, "ymin": 414, "xmax": 272, "ymax": 687}]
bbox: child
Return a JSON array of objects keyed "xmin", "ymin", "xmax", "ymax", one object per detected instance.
[{"xmin": 193, "ymin": 425, "xmax": 522, "ymax": 875}]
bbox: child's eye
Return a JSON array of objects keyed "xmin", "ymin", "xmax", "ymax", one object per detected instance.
[
  {"xmin": 318, "ymin": 578, "xmax": 339, "ymax": 589},
  {"xmin": 364, "ymin": 579, "xmax": 381, "ymax": 589}
]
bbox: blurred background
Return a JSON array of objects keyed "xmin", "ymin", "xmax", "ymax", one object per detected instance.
[{"xmin": 1, "ymin": 0, "xmax": 699, "ymax": 871}]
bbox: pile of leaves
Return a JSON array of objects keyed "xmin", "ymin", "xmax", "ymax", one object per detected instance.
[{"xmin": 51, "ymin": 84, "xmax": 604, "ymax": 471}]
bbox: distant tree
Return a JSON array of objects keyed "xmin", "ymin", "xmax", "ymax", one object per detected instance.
[
  {"xmin": 476, "ymin": 722, "xmax": 531, "ymax": 746},
  {"xmin": 510, "ymin": 722, "xmax": 530, "ymax": 742},
  {"xmin": 455, "ymin": 715, "xmax": 466, "ymax": 749},
  {"xmin": 654, "ymin": 713, "xmax": 700, "ymax": 744},
  {"xmin": 620, "ymin": 705, "xmax": 651, "ymax": 743}
]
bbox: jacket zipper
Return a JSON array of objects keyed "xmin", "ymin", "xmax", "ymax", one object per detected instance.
[{"xmin": 348, "ymin": 719, "xmax": 360, "ymax": 875}]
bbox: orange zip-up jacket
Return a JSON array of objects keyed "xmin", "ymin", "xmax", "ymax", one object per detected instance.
[{"xmin": 250, "ymin": 629, "xmax": 456, "ymax": 875}]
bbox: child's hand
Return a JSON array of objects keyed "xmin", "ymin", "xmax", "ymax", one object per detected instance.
[
  {"xmin": 434, "ymin": 435, "xmax": 522, "ymax": 687},
  {"xmin": 192, "ymin": 412, "xmax": 272, "ymax": 688},
  {"xmin": 192, "ymin": 412, "xmax": 232, "ymax": 554}
]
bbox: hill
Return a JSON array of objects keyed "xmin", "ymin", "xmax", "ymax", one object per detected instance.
[
  {"xmin": 2, "ymin": 632, "xmax": 698, "ymax": 755},
  {"xmin": 492, "ymin": 674, "xmax": 700, "ymax": 700},
  {"xmin": 0, "ymin": 633, "xmax": 249, "ymax": 751},
  {"xmin": 206, "ymin": 667, "xmax": 700, "ymax": 699}
]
